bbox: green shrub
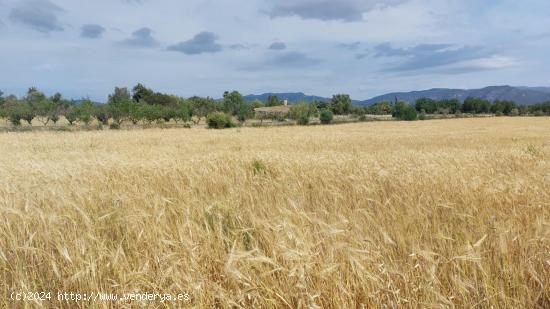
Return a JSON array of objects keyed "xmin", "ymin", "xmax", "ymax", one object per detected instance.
[
  {"xmin": 207, "ymin": 112, "xmax": 235, "ymax": 129},
  {"xmin": 109, "ymin": 123, "xmax": 120, "ymax": 130},
  {"xmin": 393, "ymin": 102, "xmax": 418, "ymax": 121},
  {"xmin": 289, "ymin": 101, "xmax": 315, "ymax": 125},
  {"xmin": 320, "ymin": 110, "xmax": 334, "ymax": 124},
  {"xmin": 252, "ymin": 160, "xmax": 267, "ymax": 175},
  {"xmin": 401, "ymin": 107, "xmax": 418, "ymax": 121},
  {"xmin": 297, "ymin": 115, "xmax": 309, "ymax": 125},
  {"xmin": 8, "ymin": 104, "xmax": 33, "ymax": 126}
]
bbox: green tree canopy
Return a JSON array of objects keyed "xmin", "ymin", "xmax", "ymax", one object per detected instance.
[
  {"xmin": 289, "ymin": 101, "xmax": 317, "ymax": 125},
  {"xmin": 366, "ymin": 101, "xmax": 393, "ymax": 115},
  {"xmin": 393, "ymin": 101, "xmax": 417, "ymax": 121},
  {"xmin": 223, "ymin": 91, "xmax": 245, "ymax": 116},
  {"xmin": 330, "ymin": 94, "xmax": 352, "ymax": 115},
  {"xmin": 267, "ymin": 95, "xmax": 282, "ymax": 107},
  {"xmin": 77, "ymin": 99, "xmax": 94, "ymax": 125},
  {"xmin": 415, "ymin": 98, "xmax": 437, "ymax": 114},
  {"xmin": 108, "ymin": 87, "xmax": 132, "ymax": 124},
  {"xmin": 132, "ymin": 83, "xmax": 155, "ymax": 102},
  {"xmin": 189, "ymin": 96, "xmax": 217, "ymax": 124},
  {"xmin": 92, "ymin": 104, "xmax": 110, "ymax": 125}
]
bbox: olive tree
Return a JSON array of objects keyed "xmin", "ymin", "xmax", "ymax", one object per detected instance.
[
  {"xmin": 93, "ymin": 104, "xmax": 110, "ymax": 125},
  {"xmin": 108, "ymin": 87, "xmax": 131, "ymax": 124},
  {"xmin": 290, "ymin": 101, "xmax": 316, "ymax": 125},
  {"xmin": 330, "ymin": 94, "xmax": 352, "ymax": 115}
]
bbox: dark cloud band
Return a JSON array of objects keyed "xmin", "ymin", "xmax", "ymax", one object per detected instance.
[
  {"xmin": 81, "ymin": 24, "xmax": 105, "ymax": 39},
  {"xmin": 9, "ymin": 0, "xmax": 64, "ymax": 33}
]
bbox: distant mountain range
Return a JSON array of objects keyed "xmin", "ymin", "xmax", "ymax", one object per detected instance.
[{"xmin": 244, "ymin": 86, "xmax": 550, "ymax": 105}]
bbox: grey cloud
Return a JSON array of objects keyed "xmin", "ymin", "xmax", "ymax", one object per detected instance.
[
  {"xmin": 373, "ymin": 43, "xmax": 501, "ymax": 73},
  {"xmin": 339, "ymin": 41, "xmax": 361, "ymax": 50},
  {"xmin": 355, "ymin": 52, "xmax": 369, "ymax": 60},
  {"xmin": 270, "ymin": 0, "xmax": 407, "ymax": 21},
  {"xmin": 9, "ymin": 0, "xmax": 64, "ymax": 33},
  {"xmin": 81, "ymin": 24, "xmax": 105, "ymax": 39},
  {"xmin": 229, "ymin": 44, "xmax": 246, "ymax": 50},
  {"xmin": 243, "ymin": 51, "xmax": 320, "ymax": 71},
  {"xmin": 267, "ymin": 51, "xmax": 320, "ymax": 67},
  {"xmin": 120, "ymin": 27, "xmax": 158, "ymax": 48},
  {"xmin": 167, "ymin": 32, "xmax": 222, "ymax": 55},
  {"xmin": 228, "ymin": 44, "xmax": 252, "ymax": 50},
  {"xmin": 269, "ymin": 42, "xmax": 286, "ymax": 50}
]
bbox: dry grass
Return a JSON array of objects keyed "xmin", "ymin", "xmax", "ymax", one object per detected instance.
[{"xmin": 1, "ymin": 117, "xmax": 549, "ymax": 308}]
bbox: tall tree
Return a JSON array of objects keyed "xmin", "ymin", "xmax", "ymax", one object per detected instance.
[
  {"xmin": 77, "ymin": 100, "xmax": 94, "ymax": 125},
  {"xmin": 415, "ymin": 98, "xmax": 437, "ymax": 114},
  {"xmin": 267, "ymin": 95, "xmax": 282, "ymax": 107},
  {"xmin": 48, "ymin": 93, "xmax": 62, "ymax": 125},
  {"xmin": 289, "ymin": 101, "xmax": 317, "ymax": 125},
  {"xmin": 173, "ymin": 101, "xmax": 190, "ymax": 124},
  {"xmin": 35, "ymin": 98, "xmax": 58, "ymax": 126},
  {"xmin": 128, "ymin": 101, "xmax": 144, "ymax": 125},
  {"xmin": 108, "ymin": 87, "xmax": 131, "ymax": 124},
  {"xmin": 330, "ymin": 94, "xmax": 352, "ymax": 115},
  {"xmin": 223, "ymin": 91, "xmax": 245, "ymax": 116},
  {"xmin": 132, "ymin": 83, "xmax": 154, "ymax": 102},
  {"xmin": 92, "ymin": 104, "xmax": 110, "ymax": 125},
  {"xmin": 189, "ymin": 96, "xmax": 216, "ymax": 124},
  {"xmin": 51, "ymin": 92, "xmax": 62, "ymax": 104}
]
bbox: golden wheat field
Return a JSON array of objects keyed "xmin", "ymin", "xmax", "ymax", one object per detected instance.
[{"xmin": 0, "ymin": 117, "xmax": 549, "ymax": 308}]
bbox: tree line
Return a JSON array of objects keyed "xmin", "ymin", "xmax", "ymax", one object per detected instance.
[
  {"xmin": 0, "ymin": 86, "xmax": 356, "ymax": 128},
  {"xmin": 360, "ymin": 97, "xmax": 550, "ymax": 120},
  {"xmin": 0, "ymin": 86, "xmax": 548, "ymax": 129}
]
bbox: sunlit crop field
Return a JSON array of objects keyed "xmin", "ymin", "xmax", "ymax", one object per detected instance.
[{"xmin": 1, "ymin": 117, "xmax": 549, "ymax": 308}]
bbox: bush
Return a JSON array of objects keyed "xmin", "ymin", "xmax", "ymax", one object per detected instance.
[
  {"xmin": 207, "ymin": 112, "xmax": 235, "ymax": 129},
  {"xmin": 320, "ymin": 110, "xmax": 334, "ymax": 124},
  {"xmin": 252, "ymin": 160, "xmax": 267, "ymax": 175},
  {"xmin": 289, "ymin": 101, "xmax": 316, "ymax": 125},
  {"xmin": 393, "ymin": 102, "xmax": 418, "ymax": 121},
  {"xmin": 65, "ymin": 106, "xmax": 79, "ymax": 125},
  {"xmin": 109, "ymin": 123, "xmax": 120, "ymax": 130},
  {"xmin": 401, "ymin": 107, "xmax": 418, "ymax": 121},
  {"xmin": 297, "ymin": 115, "xmax": 309, "ymax": 126}
]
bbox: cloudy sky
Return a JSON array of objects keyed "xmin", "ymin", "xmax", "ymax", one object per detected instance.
[{"xmin": 0, "ymin": 0, "xmax": 549, "ymax": 101}]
